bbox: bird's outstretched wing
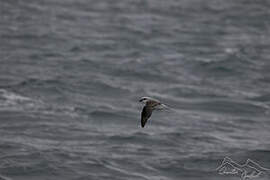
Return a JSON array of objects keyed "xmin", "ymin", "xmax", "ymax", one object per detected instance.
[{"xmin": 141, "ymin": 105, "xmax": 152, "ymax": 128}]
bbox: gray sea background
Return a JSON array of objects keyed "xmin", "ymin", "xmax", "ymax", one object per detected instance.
[{"xmin": 0, "ymin": 0, "xmax": 270, "ymax": 180}]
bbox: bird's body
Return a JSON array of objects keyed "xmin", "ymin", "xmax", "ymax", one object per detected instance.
[{"xmin": 139, "ymin": 97, "xmax": 163, "ymax": 128}]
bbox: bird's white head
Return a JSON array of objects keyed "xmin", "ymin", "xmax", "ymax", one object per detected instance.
[{"xmin": 139, "ymin": 97, "xmax": 151, "ymax": 104}]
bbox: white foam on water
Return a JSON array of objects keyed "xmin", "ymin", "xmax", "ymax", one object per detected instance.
[
  {"xmin": 0, "ymin": 89, "xmax": 34, "ymax": 110},
  {"xmin": 0, "ymin": 89, "xmax": 31, "ymax": 102},
  {"xmin": 0, "ymin": 89, "xmax": 79, "ymax": 117},
  {"xmin": 0, "ymin": 174, "xmax": 13, "ymax": 180}
]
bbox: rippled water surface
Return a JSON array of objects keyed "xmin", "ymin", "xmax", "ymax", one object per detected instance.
[{"xmin": 1, "ymin": 0, "xmax": 270, "ymax": 180}]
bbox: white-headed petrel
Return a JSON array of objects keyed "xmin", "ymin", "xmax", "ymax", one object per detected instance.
[{"xmin": 139, "ymin": 97, "xmax": 167, "ymax": 128}]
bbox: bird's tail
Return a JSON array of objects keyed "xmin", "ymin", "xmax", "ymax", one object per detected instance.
[{"xmin": 155, "ymin": 103, "xmax": 173, "ymax": 111}]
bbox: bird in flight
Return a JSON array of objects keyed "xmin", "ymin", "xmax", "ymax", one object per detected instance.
[{"xmin": 139, "ymin": 97, "xmax": 167, "ymax": 128}]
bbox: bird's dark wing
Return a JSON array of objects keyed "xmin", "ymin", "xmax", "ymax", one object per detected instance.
[{"xmin": 141, "ymin": 105, "xmax": 152, "ymax": 128}]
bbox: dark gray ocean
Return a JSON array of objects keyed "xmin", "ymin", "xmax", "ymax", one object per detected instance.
[{"xmin": 1, "ymin": 0, "xmax": 270, "ymax": 180}]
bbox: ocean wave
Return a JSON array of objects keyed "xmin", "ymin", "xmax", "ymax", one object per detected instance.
[
  {"xmin": 0, "ymin": 174, "xmax": 12, "ymax": 180},
  {"xmin": 0, "ymin": 151, "xmax": 58, "ymax": 177},
  {"xmin": 188, "ymin": 99, "xmax": 268, "ymax": 116},
  {"xmin": 191, "ymin": 48, "xmax": 261, "ymax": 78},
  {"xmin": 0, "ymin": 89, "xmax": 78, "ymax": 117},
  {"xmin": 0, "ymin": 89, "xmax": 36, "ymax": 111}
]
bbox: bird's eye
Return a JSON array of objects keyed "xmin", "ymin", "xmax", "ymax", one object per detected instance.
[{"xmin": 140, "ymin": 98, "xmax": 146, "ymax": 102}]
